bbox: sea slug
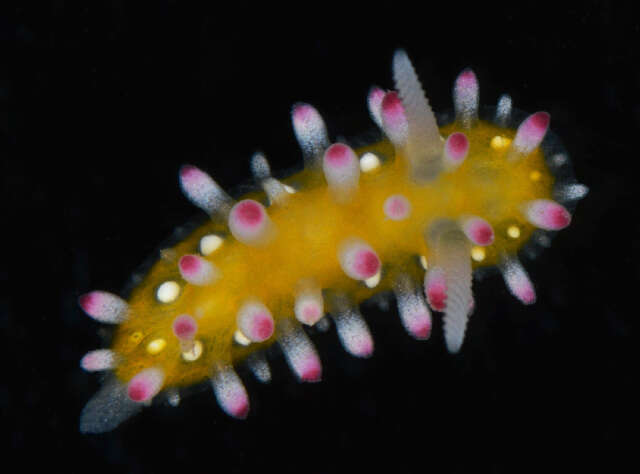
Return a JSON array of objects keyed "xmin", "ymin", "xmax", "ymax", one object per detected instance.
[{"xmin": 78, "ymin": 50, "xmax": 588, "ymax": 433}]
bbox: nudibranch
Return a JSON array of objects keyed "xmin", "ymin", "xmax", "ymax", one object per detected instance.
[{"xmin": 79, "ymin": 50, "xmax": 588, "ymax": 433}]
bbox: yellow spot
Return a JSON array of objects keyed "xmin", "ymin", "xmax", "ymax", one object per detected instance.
[
  {"xmin": 529, "ymin": 170, "xmax": 542, "ymax": 181},
  {"xmin": 200, "ymin": 234, "xmax": 224, "ymax": 256},
  {"xmin": 146, "ymin": 338, "xmax": 166, "ymax": 355},
  {"xmin": 490, "ymin": 135, "xmax": 511, "ymax": 150},
  {"xmin": 181, "ymin": 340, "xmax": 203, "ymax": 361},
  {"xmin": 156, "ymin": 281, "xmax": 180, "ymax": 303},
  {"xmin": 360, "ymin": 152, "xmax": 381, "ymax": 172},
  {"xmin": 284, "ymin": 184, "xmax": 297, "ymax": 194},
  {"xmin": 129, "ymin": 331, "xmax": 143, "ymax": 345},
  {"xmin": 507, "ymin": 225, "xmax": 521, "ymax": 239},
  {"xmin": 471, "ymin": 246, "xmax": 486, "ymax": 262},
  {"xmin": 364, "ymin": 271, "xmax": 381, "ymax": 288},
  {"xmin": 419, "ymin": 255, "xmax": 428, "ymax": 270}
]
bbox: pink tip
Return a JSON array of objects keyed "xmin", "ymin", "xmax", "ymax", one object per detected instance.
[
  {"xmin": 295, "ymin": 289, "xmax": 324, "ymax": 326},
  {"xmin": 228, "ymin": 199, "xmax": 271, "ymax": 244},
  {"xmin": 237, "ymin": 301, "xmax": 275, "ymax": 342},
  {"xmin": 281, "ymin": 329, "xmax": 323, "ymax": 382},
  {"xmin": 462, "ymin": 217, "xmax": 494, "ymax": 246},
  {"xmin": 456, "ymin": 69, "xmax": 477, "ymax": 90},
  {"xmin": 299, "ymin": 355, "xmax": 322, "ymax": 382},
  {"xmin": 179, "ymin": 164, "xmax": 229, "ymax": 215},
  {"xmin": 322, "ymin": 143, "xmax": 360, "ymax": 196},
  {"xmin": 454, "ymin": 69, "xmax": 479, "ymax": 126},
  {"xmin": 325, "ymin": 143, "xmax": 355, "ymax": 168},
  {"xmin": 233, "ymin": 200, "xmax": 264, "ymax": 227},
  {"xmin": 530, "ymin": 111, "xmax": 550, "ymax": 130},
  {"xmin": 127, "ymin": 368, "xmax": 164, "ymax": 402},
  {"xmin": 302, "ymin": 304, "xmax": 321, "ymax": 320},
  {"xmin": 253, "ymin": 313, "xmax": 274, "ymax": 341},
  {"xmin": 381, "ymin": 91, "xmax": 408, "ymax": 145},
  {"xmin": 221, "ymin": 389, "xmax": 250, "ymax": 419},
  {"xmin": 425, "ymin": 268, "xmax": 447, "ymax": 311},
  {"xmin": 550, "ymin": 207, "xmax": 571, "ymax": 228},
  {"xmin": 517, "ymin": 286, "xmax": 536, "ymax": 305},
  {"xmin": 78, "ymin": 290, "xmax": 127, "ymax": 324},
  {"xmin": 172, "ymin": 314, "xmax": 198, "ymax": 341},
  {"xmin": 179, "ymin": 165, "xmax": 202, "ymax": 184},
  {"xmin": 526, "ymin": 199, "xmax": 571, "ymax": 230},
  {"xmin": 212, "ymin": 370, "xmax": 250, "ymax": 419},
  {"xmin": 78, "ymin": 292, "xmax": 97, "ymax": 315},
  {"xmin": 339, "ymin": 239, "xmax": 382, "ymax": 281},
  {"xmin": 383, "ymin": 194, "xmax": 411, "ymax": 220},
  {"xmin": 230, "ymin": 399, "xmax": 250, "ymax": 419},
  {"xmin": 127, "ymin": 383, "xmax": 148, "ymax": 403},
  {"xmin": 334, "ymin": 310, "xmax": 375, "ymax": 358},
  {"xmin": 297, "ymin": 302, "xmax": 322, "ymax": 326},
  {"xmin": 80, "ymin": 349, "xmax": 115, "ymax": 372},
  {"xmin": 179, "ymin": 255, "xmax": 200, "ymax": 274},
  {"xmin": 445, "ymin": 132, "xmax": 469, "ymax": 163},
  {"xmin": 367, "ymin": 86, "xmax": 386, "ymax": 126},
  {"xmin": 292, "ymin": 103, "xmax": 316, "ymax": 124},
  {"xmin": 354, "ymin": 250, "xmax": 381, "ymax": 279},
  {"xmin": 381, "ymin": 91, "xmax": 404, "ymax": 118},
  {"xmin": 369, "ymin": 87, "xmax": 385, "ymax": 102},
  {"xmin": 353, "ymin": 336, "xmax": 374, "ymax": 358},
  {"xmin": 510, "ymin": 274, "xmax": 536, "ymax": 305},
  {"xmin": 178, "ymin": 254, "xmax": 216, "ymax": 285},
  {"xmin": 501, "ymin": 258, "xmax": 537, "ymax": 305},
  {"xmin": 513, "ymin": 112, "xmax": 550, "ymax": 154},
  {"xmin": 292, "ymin": 103, "xmax": 329, "ymax": 162},
  {"xmin": 428, "ymin": 286, "xmax": 446, "ymax": 311},
  {"xmin": 407, "ymin": 312, "xmax": 432, "ymax": 340},
  {"xmin": 335, "ymin": 314, "xmax": 375, "ymax": 357},
  {"xmin": 395, "ymin": 280, "xmax": 433, "ymax": 341}
]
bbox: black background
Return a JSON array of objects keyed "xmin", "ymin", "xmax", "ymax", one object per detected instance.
[{"xmin": 8, "ymin": 2, "xmax": 637, "ymax": 473}]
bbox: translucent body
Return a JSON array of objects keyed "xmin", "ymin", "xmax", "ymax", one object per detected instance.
[{"xmin": 110, "ymin": 120, "xmax": 552, "ymax": 387}]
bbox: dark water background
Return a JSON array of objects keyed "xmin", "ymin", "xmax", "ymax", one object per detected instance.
[{"xmin": 7, "ymin": 3, "xmax": 637, "ymax": 473}]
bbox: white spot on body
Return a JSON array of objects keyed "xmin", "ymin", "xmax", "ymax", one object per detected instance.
[
  {"xmin": 234, "ymin": 330, "xmax": 252, "ymax": 346},
  {"xmin": 471, "ymin": 246, "xmax": 486, "ymax": 262},
  {"xmin": 181, "ymin": 340, "xmax": 203, "ymax": 361},
  {"xmin": 156, "ymin": 281, "xmax": 180, "ymax": 303},
  {"xmin": 200, "ymin": 234, "xmax": 224, "ymax": 255},
  {"xmin": 364, "ymin": 271, "xmax": 382, "ymax": 288},
  {"xmin": 360, "ymin": 152, "xmax": 381, "ymax": 172}
]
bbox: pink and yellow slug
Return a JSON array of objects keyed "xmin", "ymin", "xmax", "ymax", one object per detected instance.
[{"xmin": 78, "ymin": 50, "xmax": 588, "ymax": 433}]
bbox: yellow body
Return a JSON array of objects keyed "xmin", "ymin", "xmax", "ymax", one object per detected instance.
[{"xmin": 112, "ymin": 120, "xmax": 553, "ymax": 387}]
